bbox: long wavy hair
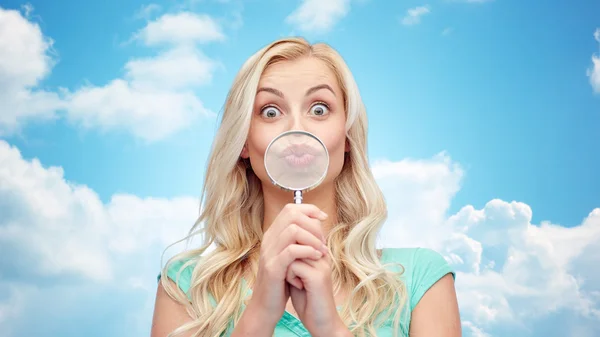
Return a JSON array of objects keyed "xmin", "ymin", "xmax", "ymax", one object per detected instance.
[{"xmin": 159, "ymin": 37, "xmax": 408, "ymax": 337}]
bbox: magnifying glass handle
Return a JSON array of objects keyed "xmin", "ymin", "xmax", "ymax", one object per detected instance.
[{"xmin": 294, "ymin": 190, "xmax": 303, "ymax": 204}]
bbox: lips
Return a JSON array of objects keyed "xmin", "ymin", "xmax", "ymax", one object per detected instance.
[
  {"xmin": 284, "ymin": 153, "xmax": 315, "ymax": 167},
  {"xmin": 281, "ymin": 143, "xmax": 320, "ymax": 157},
  {"xmin": 278, "ymin": 144, "xmax": 320, "ymax": 168}
]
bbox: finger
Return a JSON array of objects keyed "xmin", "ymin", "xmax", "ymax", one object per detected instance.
[
  {"xmin": 288, "ymin": 212, "xmax": 327, "ymax": 245},
  {"xmin": 286, "ymin": 262, "xmax": 305, "ymax": 290},
  {"xmin": 322, "ymin": 245, "xmax": 332, "ymax": 263},
  {"xmin": 299, "ymin": 254, "xmax": 330, "ymax": 269},
  {"xmin": 287, "ymin": 273, "xmax": 304, "ymax": 290},
  {"xmin": 268, "ymin": 203, "xmax": 328, "ymax": 240},
  {"xmin": 288, "ymin": 260, "xmax": 315, "ymax": 288},
  {"xmin": 299, "ymin": 257, "xmax": 319, "ymax": 268},
  {"xmin": 287, "ymin": 275, "xmax": 303, "ymax": 289},
  {"xmin": 289, "ymin": 254, "xmax": 330, "ymax": 286},
  {"xmin": 276, "ymin": 244, "xmax": 323, "ymax": 277},
  {"xmin": 291, "ymin": 279, "xmax": 303, "ymax": 289},
  {"xmin": 287, "ymin": 203, "xmax": 329, "ymax": 221},
  {"xmin": 287, "ymin": 252, "xmax": 330, "ymax": 289},
  {"xmin": 279, "ymin": 245, "xmax": 321, "ymax": 289},
  {"xmin": 273, "ymin": 224, "xmax": 328, "ymax": 256}
]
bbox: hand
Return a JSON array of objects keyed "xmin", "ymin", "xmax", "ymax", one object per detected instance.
[
  {"xmin": 246, "ymin": 203, "xmax": 329, "ymax": 328},
  {"xmin": 286, "ymin": 248, "xmax": 350, "ymax": 337}
]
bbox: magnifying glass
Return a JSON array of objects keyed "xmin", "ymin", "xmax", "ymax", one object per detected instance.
[{"xmin": 264, "ymin": 130, "xmax": 329, "ymax": 204}]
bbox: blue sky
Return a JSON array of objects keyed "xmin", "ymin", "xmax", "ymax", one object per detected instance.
[{"xmin": 0, "ymin": 1, "xmax": 599, "ymax": 336}]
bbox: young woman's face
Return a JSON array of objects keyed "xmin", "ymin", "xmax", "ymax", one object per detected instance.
[{"xmin": 242, "ymin": 57, "xmax": 348, "ymax": 192}]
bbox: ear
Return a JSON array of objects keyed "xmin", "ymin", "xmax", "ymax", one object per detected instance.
[
  {"xmin": 345, "ymin": 138, "xmax": 350, "ymax": 152},
  {"xmin": 240, "ymin": 143, "xmax": 249, "ymax": 159}
]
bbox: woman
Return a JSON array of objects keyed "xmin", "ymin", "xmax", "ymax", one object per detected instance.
[{"xmin": 151, "ymin": 37, "xmax": 461, "ymax": 337}]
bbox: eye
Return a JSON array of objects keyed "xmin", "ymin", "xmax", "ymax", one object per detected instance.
[
  {"xmin": 310, "ymin": 102, "xmax": 329, "ymax": 116},
  {"xmin": 260, "ymin": 105, "xmax": 281, "ymax": 118}
]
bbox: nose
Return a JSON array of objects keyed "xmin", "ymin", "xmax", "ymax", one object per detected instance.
[{"xmin": 289, "ymin": 111, "xmax": 306, "ymax": 132}]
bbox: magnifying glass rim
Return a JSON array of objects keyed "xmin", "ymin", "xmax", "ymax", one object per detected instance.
[{"xmin": 263, "ymin": 130, "xmax": 330, "ymax": 192}]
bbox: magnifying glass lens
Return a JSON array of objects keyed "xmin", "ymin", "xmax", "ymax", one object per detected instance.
[{"xmin": 264, "ymin": 131, "xmax": 329, "ymax": 201}]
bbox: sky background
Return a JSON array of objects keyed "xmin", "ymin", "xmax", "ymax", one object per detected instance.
[{"xmin": 0, "ymin": 0, "xmax": 599, "ymax": 336}]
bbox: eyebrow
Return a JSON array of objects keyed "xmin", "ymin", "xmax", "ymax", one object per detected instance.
[
  {"xmin": 306, "ymin": 84, "xmax": 336, "ymax": 97},
  {"xmin": 256, "ymin": 84, "xmax": 336, "ymax": 98},
  {"xmin": 256, "ymin": 87, "xmax": 284, "ymax": 98}
]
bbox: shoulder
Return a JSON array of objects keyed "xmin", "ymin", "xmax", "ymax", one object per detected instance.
[
  {"xmin": 381, "ymin": 247, "xmax": 455, "ymax": 311},
  {"xmin": 156, "ymin": 255, "xmax": 199, "ymax": 299}
]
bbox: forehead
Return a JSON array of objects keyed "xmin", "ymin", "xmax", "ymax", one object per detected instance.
[{"xmin": 258, "ymin": 57, "xmax": 339, "ymax": 90}]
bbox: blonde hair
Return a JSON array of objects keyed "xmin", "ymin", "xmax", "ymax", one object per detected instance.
[{"xmin": 159, "ymin": 37, "xmax": 408, "ymax": 337}]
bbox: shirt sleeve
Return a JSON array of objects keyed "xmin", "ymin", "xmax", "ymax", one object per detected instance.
[
  {"xmin": 157, "ymin": 257, "xmax": 195, "ymax": 296},
  {"xmin": 156, "ymin": 256, "xmax": 220, "ymax": 306},
  {"xmin": 408, "ymin": 247, "xmax": 455, "ymax": 311}
]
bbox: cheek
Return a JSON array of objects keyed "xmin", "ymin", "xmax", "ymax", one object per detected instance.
[
  {"xmin": 246, "ymin": 124, "xmax": 277, "ymax": 178},
  {"xmin": 319, "ymin": 119, "xmax": 346, "ymax": 153},
  {"xmin": 320, "ymin": 128, "xmax": 347, "ymax": 174},
  {"xmin": 323, "ymin": 133, "xmax": 346, "ymax": 156},
  {"xmin": 247, "ymin": 133, "xmax": 269, "ymax": 160}
]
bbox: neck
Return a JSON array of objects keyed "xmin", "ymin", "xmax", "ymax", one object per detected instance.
[{"xmin": 261, "ymin": 182, "xmax": 338, "ymax": 236}]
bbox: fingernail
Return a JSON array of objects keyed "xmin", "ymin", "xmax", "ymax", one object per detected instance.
[
  {"xmin": 321, "ymin": 244, "xmax": 328, "ymax": 254},
  {"xmin": 320, "ymin": 211, "xmax": 328, "ymax": 219},
  {"xmin": 315, "ymin": 249, "xmax": 323, "ymax": 258},
  {"xmin": 321, "ymin": 234, "xmax": 326, "ymax": 243}
]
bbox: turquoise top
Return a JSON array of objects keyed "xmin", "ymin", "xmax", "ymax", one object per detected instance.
[{"xmin": 157, "ymin": 247, "xmax": 454, "ymax": 336}]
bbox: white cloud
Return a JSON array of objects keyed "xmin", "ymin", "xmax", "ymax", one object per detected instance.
[
  {"xmin": 0, "ymin": 284, "xmax": 26, "ymax": 326},
  {"xmin": 64, "ymin": 79, "xmax": 211, "ymax": 142},
  {"xmin": 0, "ymin": 283, "xmax": 34, "ymax": 337},
  {"xmin": 0, "ymin": 7, "xmax": 223, "ymax": 142},
  {"xmin": 0, "ymin": 142, "xmax": 598, "ymax": 336},
  {"xmin": 134, "ymin": 12, "xmax": 225, "ymax": 46},
  {"xmin": 0, "ymin": 140, "xmax": 200, "ymax": 283},
  {"xmin": 134, "ymin": 3, "xmax": 162, "ymax": 20},
  {"xmin": 124, "ymin": 46, "xmax": 220, "ymax": 90},
  {"xmin": 449, "ymin": 205, "xmax": 600, "ymax": 327},
  {"xmin": 462, "ymin": 321, "xmax": 491, "ymax": 337},
  {"xmin": 588, "ymin": 28, "xmax": 600, "ymax": 94},
  {"xmin": 373, "ymin": 152, "xmax": 463, "ymax": 248},
  {"xmin": 60, "ymin": 12, "xmax": 225, "ymax": 141},
  {"xmin": 0, "ymin": 5, "xmax": 50, "ymax": 87},
  {"xmin": 63, "ymin": 44, "xmax": 218, "ymax": 141},
  {"xmin": 374, "ymin": 153, "xmax": 600, "ymax": 335},
  {"xmin": 286, "ymin": 0, "xmax": 351, "ymax": 34},
  {"xmin": 0, "ymin": 139, "xmax": 204, "ymax": 336},
  {"xmin": 0, "ymin": 6, "xmax": 64, "ymax": 136},
  {"xmin": 20, "ymin": 3, "xmax": 34, "ymax": 17},
  {"xmin": 401, "ymin": 5, "xmax": 431, "ymax": 26}
]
